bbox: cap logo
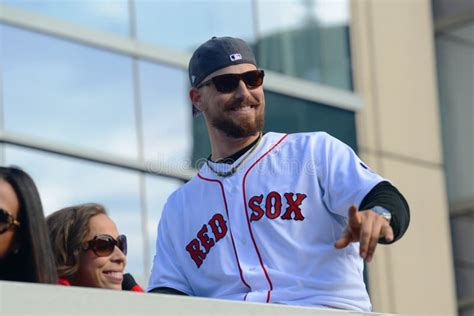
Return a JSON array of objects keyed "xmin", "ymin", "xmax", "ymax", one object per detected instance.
[
  {"xmin": 191, "ymin": 75, "xmax": 196, "ymax": 83},
  {"xmin": 229, "ymin": 53, "xmax": 242, "ymax": 62}
]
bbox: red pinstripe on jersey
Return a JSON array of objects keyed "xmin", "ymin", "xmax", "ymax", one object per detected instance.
[{"xmin": 196, "ymin": 174, "xmax": 252, "ymax": 294}]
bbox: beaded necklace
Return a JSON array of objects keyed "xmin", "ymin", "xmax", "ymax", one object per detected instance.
[{"xmin": 205, "ymin": 132, "xmax": 263, "ymax": 178}]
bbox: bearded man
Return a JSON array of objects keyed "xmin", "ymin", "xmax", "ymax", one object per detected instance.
[{"xmin": 148, "ymin": 36, "xmax": 410, "ymax": 313}]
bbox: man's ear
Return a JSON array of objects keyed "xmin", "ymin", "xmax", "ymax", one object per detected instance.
[{"xmin": 190, "ymin": 87, "xmax": 205, "ymax": 112}]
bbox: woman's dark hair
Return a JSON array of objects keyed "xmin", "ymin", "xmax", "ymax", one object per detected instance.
[
  {"xmin": 46, "ymin": 203, "xmax": 106, "ymax": 281},
  {"xmin": 0, "ymin": 166, "xmax": 57, "ymax": 283}
]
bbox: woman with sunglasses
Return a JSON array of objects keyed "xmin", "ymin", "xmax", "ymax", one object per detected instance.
[
  {"xmin": 47, "ymin": 203, "xmax": 143, "ymax": 291},
  {"xmin": 0, "ymin": 166, "xmax": 57, "ymax": 283}
]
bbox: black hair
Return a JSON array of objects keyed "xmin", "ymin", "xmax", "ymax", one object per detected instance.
[{"xmin": 0, "ymin": 166, "xmax": 57, "ymax": 283}]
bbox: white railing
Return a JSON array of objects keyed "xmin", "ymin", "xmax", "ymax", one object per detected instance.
[{"xmin": 0, "ymin": 281, "xmax": 397, "ymax": 316}]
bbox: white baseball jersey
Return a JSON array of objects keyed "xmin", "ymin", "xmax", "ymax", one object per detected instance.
[{"xmin": 148, "ymin": 132, "xmax": 386, "ymax": 312}]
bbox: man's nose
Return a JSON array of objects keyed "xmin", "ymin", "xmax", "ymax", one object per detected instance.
[{"xmin": 233, "ymin": 80, "xmax": 252, "ymax": 99}]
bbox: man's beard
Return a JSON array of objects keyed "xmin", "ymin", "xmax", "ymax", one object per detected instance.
[{"xmin": 208, "ymin": 98, "xmax": 264, "ymax": 139}]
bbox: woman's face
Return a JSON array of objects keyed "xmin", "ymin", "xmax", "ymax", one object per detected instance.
[
  {"xmin": 0, "ymin": 179, "xmax": 20, "ymax": 260},
  {"xmin": 76, "ymin": 213, "xmax": 126, "ymax": 290}
]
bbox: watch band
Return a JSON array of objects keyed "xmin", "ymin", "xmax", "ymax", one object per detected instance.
[{"xmin": 372, "ymin": 206, "xmax": 392, "ymax": 224}]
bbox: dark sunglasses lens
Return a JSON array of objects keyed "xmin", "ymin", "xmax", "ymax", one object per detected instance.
[
  {"xmin": 0, "ymin": 210, "xmax": 10, "ymax": 224},
  {"xmin": 118, "ymin": 235, "xmax": 127, "ymax": 255},
  {"xmin": 242, "ymin": 70, "xmax": 264, "ymax": 88},
  {"xmin": 92, "ymin": 236, "xmax": 115, "ymax": 256},
  {"xmin": 213, "ymin": 74, "xmax": 240, "ymax": 93},
  {"xmin": 0, "ymin": 210, "xmax": 11, "ymax": 233}
]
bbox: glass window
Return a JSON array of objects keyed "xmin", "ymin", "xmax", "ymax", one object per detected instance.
[
  {"xmin": 135, "ymin": 0, "xmax": 256, "ymax": 52},
  {"xmin": 461, "ymin": 307, "xmax": 474, "ymax": 316},
  {"xmin": 1, "ymin": 25, "xmax": 138, "ymax": 160},
  {"xmin": 451, "ymin": 216, "xmax": 474, "ymax": 265},
  {"xmin": 451, "ymin": 216, "xmax": 474, "ymax": 301},
  {"xmin": 264, "ymin": 91, "xmax": 357, "ymax": 149},
  {"xmin": 436, "ymin": 21, "xmax": 474, "ymax": 315},
  {"xmin": 191, "ymin": 114, "xmax": 212, "ymax": 166},
  {"xmin": 436, "ymin": 33, "xmax": 474, "ymax": 205},
  {"xmin": 2, "ymin": 0, "xmax": 130, "ymax": 36},
  {"xmin": 255, "ymin": 0, "xmax": 352, "ymax": 89},
  {"xmin": 4, "ymin": 145, "xmax": 145, "ymax": 277},
  {"xmin": 139, "ymin": 61, "xmax": 192, "ymax": 167}
]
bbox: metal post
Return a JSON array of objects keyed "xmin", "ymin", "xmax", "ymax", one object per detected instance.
[{"xmin": 129, "ymin": 0, "xmax": 151, "ymax": 282}]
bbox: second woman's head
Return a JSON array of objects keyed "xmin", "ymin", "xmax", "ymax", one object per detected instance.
[{"xmin": 47, "ymin": 203, "xmax": 127, "ymax": 290}]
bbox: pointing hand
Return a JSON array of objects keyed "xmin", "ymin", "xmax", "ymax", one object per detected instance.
[{"xmin": 335, "ymin": 205, "xmax": 394, "ymax": 262}]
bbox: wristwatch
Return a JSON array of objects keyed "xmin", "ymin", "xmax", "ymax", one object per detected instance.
[{"xmin": 372, "ymin": 206, "xmax": 392, "ymax": 224}]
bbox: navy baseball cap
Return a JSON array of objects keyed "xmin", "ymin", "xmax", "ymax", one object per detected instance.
[{"xmin": 189, "ymin": 36, "xmax": 257, "ymax": 115}]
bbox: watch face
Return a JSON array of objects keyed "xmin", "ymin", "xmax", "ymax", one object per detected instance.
[{"xmin": 372, "ymin": 206, "xmax": 392, "ymax": 223}]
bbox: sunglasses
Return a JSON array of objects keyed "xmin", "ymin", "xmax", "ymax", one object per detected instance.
[
  {"xmin": 0, "ymin": 208, "xmax": 20, "ymax": 234},
  {"xmin": 83, "ymin": 234, "xmax": 127, "ymax": 257},
  {"xmin": 197, "ymin": 69, "xmax": 265, "ymax": 93}
]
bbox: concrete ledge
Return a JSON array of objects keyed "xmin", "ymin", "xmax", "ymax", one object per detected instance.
[{"xmin": 0, "ymin": 281, "xmax": 396, "ymax": 316}]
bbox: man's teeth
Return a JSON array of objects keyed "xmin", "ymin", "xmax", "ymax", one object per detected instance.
[
  {"xmin": 233, "ymin": 105, "xmax": 252, "ymax": 111},
  {"xmin": 104, "ymin": 271, "xmax": 123, "ymax": 277}
]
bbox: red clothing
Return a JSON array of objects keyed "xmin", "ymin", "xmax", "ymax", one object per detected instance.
[
  {"xmin": 128, "ymin": 284, "xmax": 145, "ymax": 292},
  {"xmin": 57, "ymin": 278, "xmax": 71, "ymax": 286}
]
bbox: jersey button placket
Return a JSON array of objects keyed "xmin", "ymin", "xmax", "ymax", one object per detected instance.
[
  {"xmin": 241, "ymin": 173, "xmax": 274, "ymax": 301},
  {"xmin": 227, "ymin": 178, "xmax": 249, "ymax": 250},
  {"xmin": 226, "ymin": 176, "xmax": 265, "ymax": 297},
  {"xmin": 221, "ymin": 177, "xmax": 253, "ymax": 291}
]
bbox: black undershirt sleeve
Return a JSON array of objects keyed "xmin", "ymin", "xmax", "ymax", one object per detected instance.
[
  {"xmin": 359, "ymin": 181, "xmax": 410, "ymax": 244},
  {"xmin": 148, "ymin": 287, "xmax": 189, "ymax": 295}
]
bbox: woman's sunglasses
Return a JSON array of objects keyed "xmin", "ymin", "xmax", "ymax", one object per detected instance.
[
  {"xmin": 0, "ymin": 208, "xmax": 20, "ymax": 234},
  {"xmin": 196, "ymin": 69, "xmax": 265, "ymax": 93},
  {"xmin": 83, "ymin": 234, "xmax": 127, "ymax": 257}
]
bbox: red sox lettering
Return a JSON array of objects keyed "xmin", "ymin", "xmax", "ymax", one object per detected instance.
[
  {"xmin": 185, "ymin": 192, "xmax": 307, "ymax": 268},
  {"xmin": 185, "ymin": 213, "xmax": 228, "ymax": 268},
  {"xmin": 249, "ymin": 192, "xmax": 307, "ymax": 222}
]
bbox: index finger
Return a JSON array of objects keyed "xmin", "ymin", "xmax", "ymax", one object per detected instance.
[{"xmin": 348, "ymin": 205, "xmax": 361, "ymax": 229}]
